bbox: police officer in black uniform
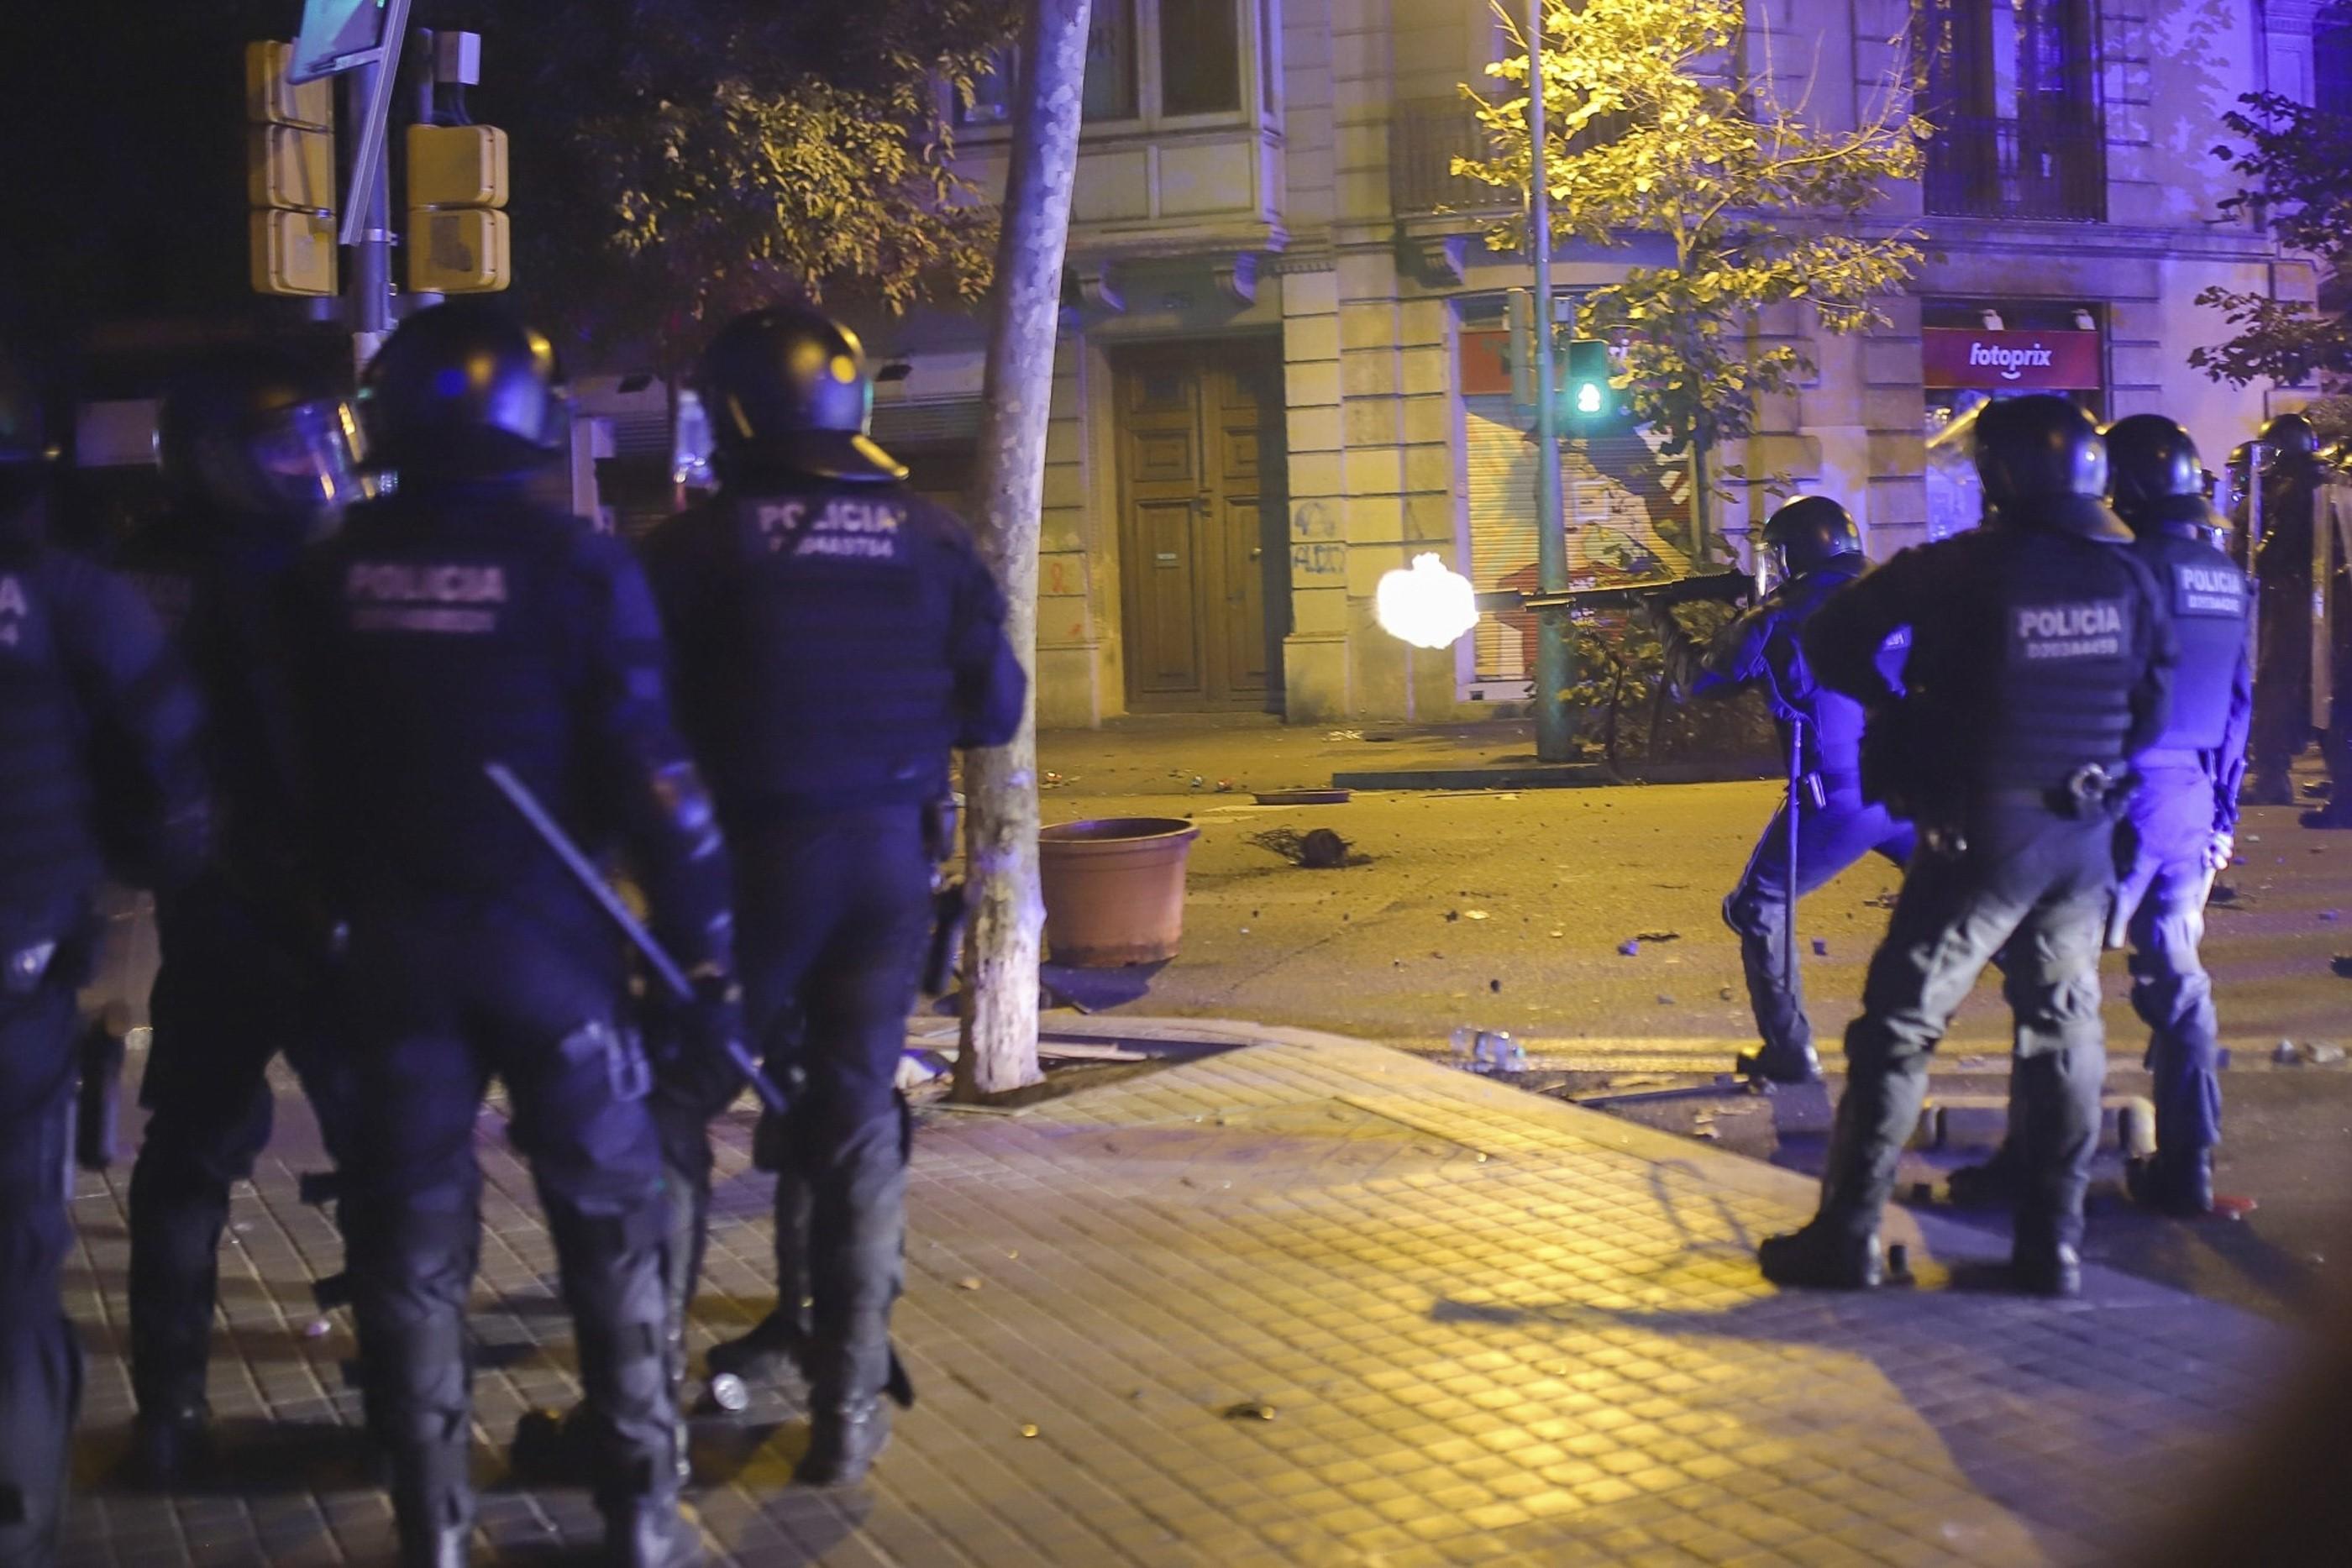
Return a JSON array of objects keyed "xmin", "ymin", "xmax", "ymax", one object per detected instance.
[
  {"xmin": 291, "ymin": 303, "xmax": 738, "ymax": 1566},
  {"xmin": 2102, "ymin": 415, "xmax": 2250, "ymax": 1213},
  {"xmin": 2245, "ymin": 413, "xmax": 2326, "ymax": 806},
  {"xmin": 1646, "ymin": 497, "xmax": 1915, "ymax": 1083},
  {"xmin": 1762, "ymin": 395, "xmax": 2174, "ymax": 1297},
  {"xmin": 0, "ymin": 349, "xmax": 207, "ymax": 1565},
  {"xmin": 118, "ymin": 347, "xmax": 366, "ymax": 1484},
  {"xmin": 640, "ymin": 305, "xmax": 1023, "ymax": 1487}
]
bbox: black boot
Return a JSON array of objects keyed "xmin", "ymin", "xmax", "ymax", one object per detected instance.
[
  {"xmin": 2009, "ymin": 1240, "xmax": 2082, "ymax": 1298},
  {"xmin": 389, "ymin": 1442, "xmax": 474, "ymax": 1568},
  {"xmin": 1758, "ymin": 1221, "xmax": 1883, "ymax": 1289},
  {"xmin": 127, "ymin": 1398, "xmax": 213, "ymax": 1489},
  {"xmin": 705, "ymin": 1307, "xmax": 811, "ymax": 1391},
  {"xmin": 797, "ymin": 1109, "xmax": 911, "ymax": 1484},
  {"xmin": 2126, "ymin": 1146, "xmax": 2214, "ymax": 1217},
  {"xmin": 795, "ymin": 1397, "xmax": 891, "ymax": 1487},
  {"xmin": 706, "ymin": 1166, "xmax": 813, "ymax": 1396},
  {"xmin": 1945, "ymin": 1141, "xmax": 2024, "ymax": 1208}
]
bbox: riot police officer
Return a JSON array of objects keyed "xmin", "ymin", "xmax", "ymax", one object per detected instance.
[
  {"xmin": 291, "ymin": 303, "xmax": 738, "ymax": 1566},
  {"xmin": 1764, "ymin": 395, "xmax": 2174, "ymax": 1298},
  {"xmin": 640, "ymin": 305, "xmax": 1022, "ymax": 1487},
  {"xmin": 2102, "ymin": 415, "xmax": 2250, "ymax": 1212},
  {"xmin": 2245, "ymin": 413, "xmax": 2326, "ymax": 806},
  {"xmin": 1646, "ymin": 497, "xmax": 1915, "ymax": 1083},
  {"xmin": 0, "ymin": 349, "xmax": 207, "ymax": 1564},
  {"xmin": 119, "ymin": 346, "xmax": 365, "ymax": 1485}
]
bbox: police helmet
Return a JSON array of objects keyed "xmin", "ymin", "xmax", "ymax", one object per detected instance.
[
  {"xmin": 1974, "ymin": 394, "xmax": 2108, "ymax": 517},
  {"xmin": 156, "ymin": 346, "xmax": 363, "ymax": 538},
  {"xmin": 696, "ymin": 305, "xmax": 907, "ymax": 484},
  {"xmin": 2257, "ymin": 412, "xmax": 2319, "ymax": 460},
  {"xmin": 2101, "ymin": 413, "xmax": 2211, "ymax": 532},
  {"xmin": 1760, "ymin": 496, "xmax": 1861, "ymax": 577},
  {"xmin": 358, "ymin": 302, "xmax": 565, "ymax": 479}
]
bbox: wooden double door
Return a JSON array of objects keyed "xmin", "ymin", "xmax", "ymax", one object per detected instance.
[{"xmin": 1116, "ymin": 343, "xmax": 1291, "ymax": 711}]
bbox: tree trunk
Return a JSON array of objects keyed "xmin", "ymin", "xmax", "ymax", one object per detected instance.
[{"xmin": 955, "ymin": 0, "xmax": 1093, "ymax": 1101}]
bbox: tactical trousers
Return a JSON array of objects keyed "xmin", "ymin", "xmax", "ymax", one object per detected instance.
[
  {"xmin": 732, "ymin": 807, "xmax": 932, "ymax": 1409},
  {"xmin": 1823, "ymin": 798, "xmax": 2115, "ymax": 1256},
  {"xmin": 129, "ymin": 881, "xmax": 356, "ymax": 1418},
  {"xmin": 2250, "ymin": 578, "xmax": 2313, "ymax": 793},
  {"xmin": 0, "ymin": 975, "xmax": 80, "ymax": 1568},
  {"xmin": 1723, "ymin": 781, "xmax": 1914, "ymax": 1062},
  {"xmin": 337, "ymin": 899, "xmax": 675, "ymax": 1530},
  {"xmin": 2118, "ymin": 765, "xmax": 2223, "ymax": 1156}
]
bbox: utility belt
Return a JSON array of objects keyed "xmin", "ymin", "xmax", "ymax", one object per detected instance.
[
  {"xmin": 1916, "ymin": 764, "xmax": 2137, "ymax": 859},
  {"xmin": 2134, "ymin": 746, "xmax": 2218, "ymax": 777}
]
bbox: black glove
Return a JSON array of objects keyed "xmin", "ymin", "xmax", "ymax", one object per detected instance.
[
  {"xmin": 1858, "ymin": 700, "xmax": 1914, "ymax": 815},
  {"xmin": 655, "ymin": 973, "xmax": 748, "ymax": 1120}
]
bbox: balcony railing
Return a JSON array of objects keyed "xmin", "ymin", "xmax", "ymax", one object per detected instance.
[
  {"xmin": 1923, "ymin": 114, "xmax": 2106, "ymax": 222},
  {"xmin": 1389, "ymin": 97, "xmax": 1514, "ymax": 220}
]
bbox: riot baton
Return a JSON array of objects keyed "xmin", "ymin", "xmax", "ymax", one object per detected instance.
[{"xmin": 483, "ymin": 762, "xmax": 789, "ymax": 1114}]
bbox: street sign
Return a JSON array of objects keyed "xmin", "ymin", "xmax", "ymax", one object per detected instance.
[{"xmin": 290, "ymin": 0, "xmax": 395, "ymax": 83}]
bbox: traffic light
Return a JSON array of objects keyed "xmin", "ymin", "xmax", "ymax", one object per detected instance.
[
  {"xmin": 406, "ymin": 123, "xmax": 511, "ymax": 292},
  {"xmin": 246, "ymin": 41, "xmax": 338, "ymax": 296},
  {"xmin": 1561, "ymin": 338, "xmax": 1635, "ymax": 435}
]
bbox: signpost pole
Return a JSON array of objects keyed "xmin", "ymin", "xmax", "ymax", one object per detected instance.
[
  {"xmin": 1527, "ymin": 0, "xmax": 1573, "ymax": 763},
  {"xmin": 333, "ymin": 0, "xmax": 411, "ymax": 373}
]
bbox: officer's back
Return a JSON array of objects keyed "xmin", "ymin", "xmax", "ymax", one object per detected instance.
[{"xmin": 648, "ymin": 479, "xmax": 1017, "ymax": 817}]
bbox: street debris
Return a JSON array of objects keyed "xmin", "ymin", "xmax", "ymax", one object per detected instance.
[
  {"xmin": 1656, "ymin": 994, "xmax": 1675, "ymax": 1006},
  {"xmin": 1718, "ymin": 987, "xmax": 1735, "ymax": 1001},
  {"xmin": 1488, "ymin": 978, "xmax": 1502, "ymax": 993},
  {"xmin": 1248, "ymin": 826, "xmax": 1355, "ymax": 868},
  {"xmin": 2302, "ymin": 1042, "xmax": 2347, "ymax": 1066},
  {"xmin": 1634, "ymin": 930, "xmax": 1680, "ymax": 943},
  {"xmin": 1450, "ymin": 1028, "xmax": 1525, "ymax": 1073},
  {"xmin": 1811, "ymin": 938, "xmax": 1829, "ymax": 957},
  {"xmin": 1223, "ymin": 1403, "xmax": 1277, "ymax": 1422},
  {"xmin": 957, "ymin": 1277, "xmax": 984, "ymax": 1291},
  {"xmin": 1253, "ymin": 788, "xmax": 1351, "ymax": 806},
  {"xmin": 1041, "ymin": 771, "xmax": 1068, "ymax": 789},
  {"xmin": 1866, "ymin": 890, "xmax": 1900, "ymax": 909},
  {"xmin": 1019, "ymin": 1424, "xmax": 1040, "ymax": 1439},
  {"xmin": 2333, "ymin": 953, "xmax": 2352, "ymax": 978},
  {"xmin": 1463, "ymin": 910, "xmax": 1490, "ymax": 920},
  {"xmin": 2210, "ymin": 883, "xmax": 2239, "ymax": 904},
  {"xmin": 2325, "ymin": 910, "xmax": 2342, "ymax": 923},
  {"xmin": 1215, "ymin": 779, "xmax": 1236, "ymax": 793},
  {"xmin": 1618, "ymin": 940, "xmax": 1641, "ymax": 957},
  {"xmin": 303, "ymin": 1319, "xmax": 332, "ymax": 1340}
]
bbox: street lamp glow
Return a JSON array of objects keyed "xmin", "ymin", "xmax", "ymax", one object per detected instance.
[{"xmin": 1375, "ymin": 553, "xmax": 1481, "ymax": 649}]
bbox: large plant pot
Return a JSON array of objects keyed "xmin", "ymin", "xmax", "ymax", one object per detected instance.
[{"xmin": 1037, "ymin": 817, "xmax": 1201, "ymax": 968}]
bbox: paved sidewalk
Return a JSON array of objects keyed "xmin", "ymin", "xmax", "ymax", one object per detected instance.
[{"xmin": 63, "ymin": 1022, "xmax": 2289, "ymax": 1566}]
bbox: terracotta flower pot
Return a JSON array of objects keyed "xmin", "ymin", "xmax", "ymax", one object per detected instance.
[{"xmin": 1037, "ymin": 817, "xmax": 1201, "ymax": 967}]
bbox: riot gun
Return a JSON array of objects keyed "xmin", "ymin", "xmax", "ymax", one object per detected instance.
[{"xmin": 1475, "ymin": 570, "xmax": 1752, "ymax": 616}]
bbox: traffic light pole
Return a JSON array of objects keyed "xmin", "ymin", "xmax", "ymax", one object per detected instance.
[
  {"xmin": 341, "ymin": 0, "xmax": 412, "ymax": 373},
  {"xmin": 1527, "ymin": 0, "xmax": 1574, "ymax": 763}
]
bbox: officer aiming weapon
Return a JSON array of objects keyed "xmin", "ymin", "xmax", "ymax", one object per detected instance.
[
  {"xmin": 1476, "ymin": 569, "xmax": 1752, "ymax": 616},
  {"xmin": 483, "ymin": 762, "xmax": 788, "ymax": 1115}
]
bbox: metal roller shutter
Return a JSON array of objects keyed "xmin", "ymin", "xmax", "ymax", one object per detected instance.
[{"xmin": 1462, "ymin": 395, "xmax": 1694, "ymax": 681}]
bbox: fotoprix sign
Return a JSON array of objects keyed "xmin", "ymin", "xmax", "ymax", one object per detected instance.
[{"xmin": 1923, "ymin": 328, "xmax": 2103, "ymax": 391}]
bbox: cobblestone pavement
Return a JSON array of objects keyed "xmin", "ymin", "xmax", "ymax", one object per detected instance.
[{"xmin": 62, "ymin": 1021, "xmax": 2290, "ymax": 1566}]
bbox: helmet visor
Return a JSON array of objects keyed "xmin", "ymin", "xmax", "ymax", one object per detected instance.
[{"xmin": 239, "ymin": 398, "xmax": 366, "ymax": 531}]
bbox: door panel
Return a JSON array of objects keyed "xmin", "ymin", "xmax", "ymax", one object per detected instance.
[
  {"xmin": 1116, "ymin": 343, "xmax": 1289, "ymax": 711},
  {"xmin": 1131, "ymin": 497, "xmax": 1204, "ymax": 694}
]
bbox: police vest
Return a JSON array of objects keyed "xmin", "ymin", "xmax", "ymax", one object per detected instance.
[
  {"xmin": 0, "ymin": 549, "xmax": 114, "ymax": 943},
  {"xmin": 302, "ymin": 492, "xmax": 598, "ymax": 901},
  {"xmin": 646, "ymin": 484, "xmax": 971, "ymax": 816},
  {"xmin": 1908, "ymin": 526, "xmax": 2165, "ymax": 794},
  {"xmin": 2134, "ymin": 528, "xmax": 2249, "ymax": 753}
]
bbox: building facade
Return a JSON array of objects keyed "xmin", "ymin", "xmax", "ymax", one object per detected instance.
[{"xmin": 865, "ymin": 0, "xmax": 2334, "ymax": 729}]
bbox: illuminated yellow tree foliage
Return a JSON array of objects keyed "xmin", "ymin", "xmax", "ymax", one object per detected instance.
[{"xmin": 1455, "ymin": 0, "xmax": 1928, "ymax": 545}]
